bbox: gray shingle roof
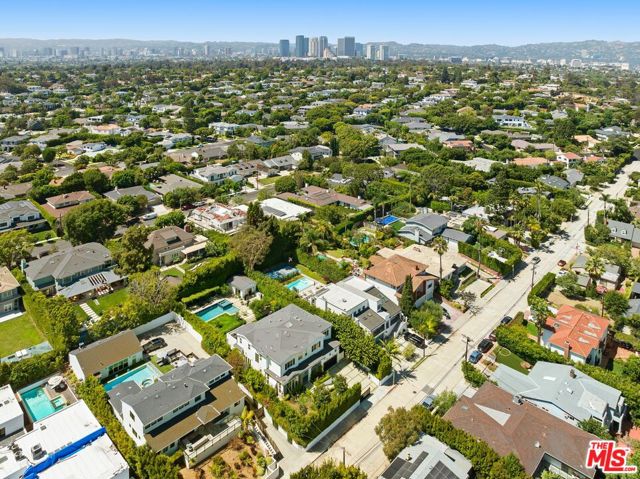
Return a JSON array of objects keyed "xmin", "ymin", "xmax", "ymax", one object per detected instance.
[
  {"xmin": 23, "ymin": 242, "xmax": 112, "ymax": 283},
  {"xmin": 0, "ymin": 200, "xmax": 40, "ymax": 225},
  {"xmin": 406, "ymin": 213, "xmax": 448, "ymax": 232},
  {"xmin": 231, "ymin": 304, "xmax": 330, "ymax": 364}
]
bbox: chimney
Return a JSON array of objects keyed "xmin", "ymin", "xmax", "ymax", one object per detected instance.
[{"xmin": 564, "ymin": 340, "xmax": 571, "ymax": 360}]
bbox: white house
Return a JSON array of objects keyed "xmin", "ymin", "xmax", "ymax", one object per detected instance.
[
  {"xmin": 227, "ymin": 304, "xmax": 342, "ymax": 395},
  {"xmin": 192, "ymin": 165, "xmax": 242, "ymax": 185},
  {"xmin": 210, "ymin": 122, "xmax": 240, "ymax": 135},
  {"xmin": 188, "ymin": 203, "xmax": 247, "ymax": 233},
  {"xmin": 492, "ymin": 114, "xmax": 532, "ymax": 129},
  {"xmin": 69, "ymin": 330, "xmax": 143, "ymax": 381},
  {"xmin": 0, "ymin": 384, "xmax": 23, "ymax": 439},
  {"xmin": 260, "ymin": 197, "xmax": 311, "ymax": 221}
]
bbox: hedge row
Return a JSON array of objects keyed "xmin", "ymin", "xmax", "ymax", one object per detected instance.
[
  {"xmin": 458, "ymin": 233, "xmax": 522, "ymax": 276},
  {"xmin": 249, "ymin": 272, "xmax": 391, "ymax": 379},
  {"xmin": 0, "ymin": 350, "xmax": 65, "ymax": 391},
  {"xmin": 177, "ymin": 253, "xmax": 242, "ymax": 298},
  {"xmin": 296, "ymin": 249, "xmax": 349, "ymax": 283},
  {"xmin": 461, "ymin": 361, "xmax": 487, "ymax": 387},
  {"xmin": 527, "ymin": 272, "xmax": 556, "ymax": 305},
  {"xmin": 180, "ymin": 285, "xmax": 231, "ymax": 307},
  {"xmin": 178, "ymin": 306, "xmax": 230, "ymax": 358}
]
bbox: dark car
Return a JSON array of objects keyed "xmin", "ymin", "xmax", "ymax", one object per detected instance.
[
  {"xmin": 143, "ymin": 337, "xmax": 166, "ymax": 353},
  {"xmin": 404, "ymin": 331, "xmax": 425, "ymax": 349},
  {"xmin": 421, "ymin": 394, "xmax": 436, "ymax": 410},
  {"xmin": 468, "ymin": 350, "xmax": 483, "ymax": 364},
  {"xmin": 557, "ymin": 259, "xmax": 567, "ymax": 267},
  {"xmin": 442, "ymin": 308, "xmax": 451, "ymax": 320},
  {"xmin": 531, "ymin": 256, "xmax": 541, "ymax": 264},
  {"xmin": 180, "ymin": 203, "xmax": 195, "ymax": 211},
  {"xmin": 478, "ymin": 338, "xmax": 493, "ymax": 353},
  {"xmin": 500, "ymin": 316, "xmax": 513, "ymax": 325}
]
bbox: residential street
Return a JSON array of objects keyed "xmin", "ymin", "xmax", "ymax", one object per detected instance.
[{"xmin": 276, "ymin": 160, "xmax": 640, "ymax": 477}]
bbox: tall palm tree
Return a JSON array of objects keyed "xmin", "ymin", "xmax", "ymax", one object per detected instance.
[
  {"xmin": 510, "ymin": 225, "xmax": 525, "ymax": 248},
  {"xmin": 530, "ymin": 297, "xmax": 551, "ymax": 345},
  {"xmin": 601, "ymin": 193, "xmax": 611, "ymax": 221},
  {"xmin": 585, "ymin": 254, "xmax": 605, "ymax": 286},
  {"xmin": 432, "ymin": 236, "xmax": 448, "ymax": 280},
  {"xmin": 382, "ymin": 339, "xmax": 402, "ymax": 385},
  {"xmin": 472, "ymin": 217, "xmax": 487, "ymax": 277}
]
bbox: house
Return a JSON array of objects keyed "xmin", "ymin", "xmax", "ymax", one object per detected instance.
[
  {"xmin": 453, "ymin": 157, "xmax": 496, "ymax": 173},
  {"xmin": 88, "ymin": 124, "xmax": 123, "ymax": 136},
  {"xmin": 228, "ymin": 275, "xmax": 257, "ymax": 300},
  {"xmin": 492, "ymin": 114, "xmax": 532, "ymax": 129},
  {"xmin": 22, "ymin": 242, "xmax": 125, "ymax": 299},
  {"xmin": 150, "ymin": 174, "xmax": 202, "ymax": 197},
  {"xmin": 493, "ymin": 361, "xmax": 626, "ymax": 434},
  {"xmin": 539, "ymin": 175, "xmax": 569, "ymax": 190},
  {"xmin": 574, "ymin": 134, "xmax": 599, "ymax": 149},
  {"xmin": 260, "ymin": 197, "xmax": 311, "ymax": 221},
  {"xmin": 556, "ymin": 151, "xmax": 582, "ymax": 166},
  {"xmin": 607, "ymin": 219, "xmax": 640, "ymax": 248},
  {"xmin": 108, "ymin": 355, "xmax": 244, "ymax": 456},
  {"xmin": 103, "ymin": 186, "xmax": 162, "ymax": 206},
  {"xmin": 263, "ymin": 155, "xmax": 298, "ymax": 171},
  {"xmin": 543, "ymin": 304, "xmax": 609, "ymax": 365},
  {"xmin": 0, "ymin": 200, "xmax": 46, "ymax": 232},
  {"xmin": 46, "ymin": 190, "xmax": 94, "ymax": 209},
  {"xmin": 364, "ymin": 254, "xmax": 437, "ymax": 308},
  {"xmin": 69, "ymin": 330, "xmax": 143, "ymax": 382},
  {"xmin": 594, "ymin": 126, "xmax": 629, "ymax": 141},
  {"xmin": 383, "ymin": 143, "xmax": 424, "ymax": 158},
  {"xmin": 165, "ymin": 141, "xmax": 234, "ymax": 163},
  {"xmin": 0, "ymin": 400, "xmax": 129, "ymax": 479},
  {"xmin": 566, "ymin": 169, "xmax": 584, "ymax": 186},
  {"xmin": 0, "ymin": 135, "xmax": 29, "ymax": 151},
  {"xmin": 398, "ymin": 213, "xmax": 448, "ymax": 244},
  {"xmin": 188, "ymin": 203, "xmax": 247, "ymax": 233},
  {"xmin": 0, "ymin": 267, "xmax": 21, "ymax": 317},
  {"xmin": 445, "ymin": 382, "xmax": 597, "ymax": 479},
  {"xmin": 233, "ymin": 160, "xmax": 265, "ymax": 178},
  {"xmin": 380, "ymin": 434, "xmax": 472, "ymax": 479},
  {"xmin": 289, "ymin": 145, "xmax": 332, "ymax": 162},
  {"xmin": 441, "ymin": 228, "xmax": 473, "ymax": 252},
  {"xmin": 278, "ymin": 185, "xmax": 371, "ymax": 211},
  {"xmin": 192, "ymin": 165, "xmax": 242, "ymax": 184},
  {"xmin": 210, "ymin": 122, "xmax": 240, "ymax": 135},
  {"xmin": 443, "ymin": 139, "xmax": 474, "ymax": 151},
  {"xmin": 145, "ymin": 226, "xmax": 206, "ymax": 266},
  {"xmin": 227, "ymin": 304, "xmax": 342, "ymax": 395},
  {"xmin": 327, "ymin": 173, "xmax": 351, "ymax": 187},
  {"xmin": 0, "ymin": 384, "xmax": 23, "ymax": 439},
  {"xmin": 313, "ymin": 276, "xmax": 401, "ymax": 340}
]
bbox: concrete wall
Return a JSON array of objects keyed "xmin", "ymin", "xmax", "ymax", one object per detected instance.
[{"xmin": 133, "ymin": 311, "xmax": 179, "ymax": 336}]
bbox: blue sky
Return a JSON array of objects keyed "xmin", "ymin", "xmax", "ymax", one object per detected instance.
[{"xmin": 3, "ymin": 0, "xmax": 637, "ymax": 45}]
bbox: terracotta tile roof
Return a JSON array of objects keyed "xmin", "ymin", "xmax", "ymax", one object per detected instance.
[
  {"xmin": 545, "ymin": 304, "xmax": 609, "ymax": 359},
  {"xmin": 513, "ymin": 157, "xmax": 548, "ymax": 167},
  {"xmin": 444, "ymin": 383, "xmax": 597, "ymax": 478},
  {"xmin": 364, "ymin": 254, "xmax": 432, "ymax": 289}
]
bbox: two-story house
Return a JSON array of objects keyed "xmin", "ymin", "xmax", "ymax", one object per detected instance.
[
  {"xmin": 0, "ymin": 267, "xmax": 21, "ymax": 317},
  {"xmin": 192, "ymin": 165, "xmax": 242, "ymax": 185},
  {"xmin": 313, "ymin": 276, "xmax": 401, "ymax": 340},
  {"xmin": 494, "ymin": 361, "xmax": 626, "ymax": 434},
  {"xmin": 364, "ymin": 254, "xmax": 437, "ymax": 308},
  {"xmin": 144, "ymin": 226, "xmax": 207, "ymax": 266},
  {"xmin": 108, "ymin": 355, "xmax": 244, "ymax": 456},
  {"xmin": 188, "ymin": 203, "xmax": 247, "ymax": 233},
  {"xmin": 227, "ymin": 304, "xmax": 342, "ymax": 395},
  {"xmin": 69, "ymin": 330, "xmax": 143, "ymax": 381},
  {"xmin": 22, "ymin": 242, "xmax": 124, "ymax": 299},
  {"xmin": 398, "ymin": 213, "xmax": 448, "ymax": 244},
  {"xmin": 0, "ymin": 200, "xmax": 46, "ymax": 232}
]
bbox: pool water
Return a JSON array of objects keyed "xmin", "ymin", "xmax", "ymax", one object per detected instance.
[
  {"xmin": 21, "ymin": 385, "xmax": 66, "ymax": 422},
  {"xmin": 197, "ymin": 299, "xmax": 240, "ymax": 322},
  {"xmin": 104, "ymin": 363, "xmax": 161, "ymax": 392},
  {"xmin": 286, "ymin": 277, "xmax": 314, "ymax": 292}
]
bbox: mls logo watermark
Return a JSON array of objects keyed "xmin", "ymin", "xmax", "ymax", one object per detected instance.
[{"xmin": 586, "ymin": 440, "xmax": 637, "ymax": 474}]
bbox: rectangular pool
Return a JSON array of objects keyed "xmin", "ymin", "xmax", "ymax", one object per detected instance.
[
  {"xmin": 104, "ymin": 363, "xmax": 162, "ymax": 392},
  {"xmin": 21, "ymin": 385, "xmax": 66, "ymax": 422},
  {"xmin": 196, "ymin": 299, "xmax": 239, "ymax": 322},
  {"xmin": 286, "ymin": 276, "xmax": 314, "ymax": 292}
]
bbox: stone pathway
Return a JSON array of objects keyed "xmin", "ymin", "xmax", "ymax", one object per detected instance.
[{"xmin": 80, "ymin": 302, "xmax": 100, "ymax": 323}]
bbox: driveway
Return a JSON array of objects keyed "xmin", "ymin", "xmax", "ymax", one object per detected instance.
[{"xmin": 138, "ymin": 321, "xmax": 207, "ymax": 359}]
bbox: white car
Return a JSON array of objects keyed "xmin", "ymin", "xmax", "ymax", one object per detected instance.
[{"xmin": 557, "ymin": 270, "xmax": 568, "ymax": 276}]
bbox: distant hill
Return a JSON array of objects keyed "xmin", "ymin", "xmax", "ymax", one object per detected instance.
[{"xmin": 0, "ymin": 38, "xmax": 638, "ymax": 64}]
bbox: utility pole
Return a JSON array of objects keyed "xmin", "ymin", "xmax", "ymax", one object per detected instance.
[
  {"xmin": 531, "ymin": 262, "xmax": 536, "ymax": 289},
  {"xmin": 462, "ymin": 335, "xmax": 471, "ymax": 361}
]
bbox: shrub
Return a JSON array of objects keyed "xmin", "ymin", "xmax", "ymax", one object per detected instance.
[
  {"xmin": 495, "ymin": 325, "xmax": 564, "ymax": 365},
  {"xmin": 0, "ymin": 350, "xmax": 65, "ymax": 390},
  {"xmin": 180, "ymin": 285, "xmax": 231, "ymax": 307},
  {"xmin": 296, "ymin": 249, "xmax": 349, "ymax": 283},
  {"xmin": 458, "ymin": 233, "xmax": 521, "ymax": 276},
  {"xmin": 527, "ymin": 272, "xmax": 555, "ymax": 305},
  {"xmin": 461, "ymin": 361, "xmax": 486, "ymax": 387},
  {"xmin": 178, "ymin": 253, "xmax": 242, "ymax": 298}
]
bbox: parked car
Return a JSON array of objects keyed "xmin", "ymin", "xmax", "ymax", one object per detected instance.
[
  {"xmin": 468, "ymin": 350, "xmax": 483, "ymax": 364},
  {"xmin": 181, "ymin": 203, "xmax": 195, "ymax": 211},
  {"xmin": 421, "ymin": 394, "xmax": 436, "ymax": 410},
  {"xmin": 500, "ymin": 316, "xmax": 513, "ymax": 325},
  {"xmin": 141, "ymin": 212, "xmax": 157, "ymax": 220},
  {"xmin": 532, "ymin": 256, "xmax": 541, "ymax": 264},
  {"xmin": 442, "ymin": 308, "xmax": 451, "ymax": 320},
  {"xmin": 142, "ymin": 337, "xmax": 166, "ymax": 353},
  {"xmin": 557, "ymin": 259, "xmax": 567, "ymax": 267},
  {"xmin": 557, "ymin": 270, "xmax": 568, "ymax": 277},
  {"xmin": 478, "ymin": 339, "xmax": 493, "ymax": 353},
  {"xmin": 404, "ymin": 331, "xmax": 425, "ymax": 349},
  {"xmin": 488, "ymin": 330, "xmax": 497, "ymax": 342}
]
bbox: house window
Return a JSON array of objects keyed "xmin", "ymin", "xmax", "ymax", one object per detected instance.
[
  {"xmin": 311, "ymin": 342, "xmax": 321, "ymax": 352},
  {"xmin": 129, "ymin": 411, "xmax": 135, "ymax": 421},
  {"xmin": 284, "ymin": 359, "xmax": 295, "ymax": 370}
]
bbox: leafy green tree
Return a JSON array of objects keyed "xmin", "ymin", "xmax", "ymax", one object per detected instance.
[
  {"xmin": 83, "ymin": 168, "xmax": 110, "ymax": 193},
  {"xmin": 409, "ymin": 301, "xmax": 442, "ymax": 339},
  {"xmin": 375, "ymin": 406, "xmax": 427, "ymax": 459},
  {"xmin": 116, "ymin": 194, "xmax": 148, "ymax": 216},
  {"xmin": 63, "ymin": 200, "xmax": 127, "ymax": 244},
  {"xmin": 42, "ymin": 147, "xmax": 56, "ymax": 163},
  {"xmin": 130, "ymin": 446, "xmax": 180, "ymax": 479},
  {"xmin": 182, "ymin": 98, "xmax": 196, "ymax": 134},
  {"xmin": 555, "ymin": 271, "xmax": 583, "ymax": 298},
  {"xmin": 112, "ymin": 225, "xmax": 152, "ymax": 274},
  {"xmin": 489, "ymin": 453, "xmax": 528, "ymax": 479},
  {"xmin": 274, "ymin": 175, "xmax": 298, "ymax": 193},
  {"xmin": 155, "ymin": 211, "xmax": 185, "ymax": 228},
  {"xmin": 162, "ymin": 187, "xmax": 200, "ymax": 208},
  {"xmin": 246, "ymin": 201, "xmax": 266, "ymax": 227},
  {"xmin": 432, "ymin": 390, "xmax": 457, "ymax": 416},
  {"xmin": 0, "ymin": 229, "xmax": 34, "ymax": 268},
  {"xmin": 231, "ymin": 226, "xmax": 273, "ymax": 271},
  {"xmin": 111, "ymin": 169, "xmax": 141, "ymax": 188},
  {"xmin": 291, "ymin": 462, "xmax": 366, "ymax": 479},
  {"xmin": 621, "ymin": 356, "xmax": 640, "ymax": 381},
  {"xmin": 603, "ymin": 290, "xmax": 629, "ymax": 320},
  {"xmin": 400, "ymin": 275, "xmax": 414, "ymax": 317},
  {"xmin": 578, "ymin": 418, "xmax": 612, "ymax": 439}
]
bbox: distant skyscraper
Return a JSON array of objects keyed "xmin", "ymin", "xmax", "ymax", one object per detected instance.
[
  {"xmin": 365, "ymin": 44, "xmax": 377, "ymax": 60},
  {"xmin": 295, "ymin": 35, "xmax": 307, "ymax": 57},
  {"xmin": 318, "ymin": 36, "xmax": 328, "ymax": 58},
  {"xmin": 309, "ymin": 37, "xmax": 319, "ymax": 58},
  {"xmin": 279, "ymin": 39, "xmax": 290, "ymax": 57},
  {"xmin": 355, "ymin": 42, "xmax": 364, "ymax": 58},
  {"xmin": 0, "ymin": 48, "xmax": 4, "ymax": 58},
  {"xmin": 378, "ymin": 45, "xmax": 390, "ymax": 61},
  {"xmin": 337, "ymin": 37, "xmax": 355, "ymax": 57},
  {"xmin": 204, "ymin": 43, "xmax": 211, "ymax": 57}
]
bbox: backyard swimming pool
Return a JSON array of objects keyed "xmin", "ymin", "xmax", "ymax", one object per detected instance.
[
  {"xmin": 196, "ymin": 299, "xmax": 240, "ymax": 322},
  {"xmin": 286, "ymin": 276, "xmax": 314, "ymax": 292},
  {"xmin": 104, "ymin": 363, "xmax": 161, "ymax": 392},
  {"xmin": 21, "ymin": 385, "xmax": 66, "ymax": 422}
]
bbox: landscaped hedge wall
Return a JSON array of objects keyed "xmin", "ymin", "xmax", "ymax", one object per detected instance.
[
  {"xmin": 461, "ymin": 361, "xmax": 487, "ymax": 387},
  {"xmin": 178, "ymin": 306, "xmax": 231, "ymax": 358},
  {"xmin": 248, "ymin": 272, "xmax": 390, "ymax": 379},
  {"xmin": 458, "ymin": 233, "xmax": 522, "ymax": 276},
  {"xmin": 296, "ymin": 249, "xmax": 349, "ymax": 283},
  {"xmin": 527, "ymin": 272, "xmax": 556, "ymax": 305},
  {"xmin": 0, "ymin": 350, "xmax": 65, "ymax": 390},
  {"xmin": 180, "ymin": 285, "xmax": 231, "ymax": 307},
  {"xmin": 177, "ymin": 253, "xmax": 242, "ymax": 298}
]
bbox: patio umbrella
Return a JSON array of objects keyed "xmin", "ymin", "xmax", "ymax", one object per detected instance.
[{"xmin": 47, "ymin": 376, "xmax": 64, "ymax": 388}]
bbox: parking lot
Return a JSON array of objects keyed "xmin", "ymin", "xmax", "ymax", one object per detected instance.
[{"xmin": 138, "ymin": 321, "xmax": 207, "ymax": 359}]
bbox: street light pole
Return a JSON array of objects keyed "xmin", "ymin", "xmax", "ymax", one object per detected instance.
[
  {"xmin": 531, "ymin": 263, "xmax": 536, "ymax": 289},
  {"xmin": 462, "ymin": 334, "xmax": 471, "ymax": 361}
]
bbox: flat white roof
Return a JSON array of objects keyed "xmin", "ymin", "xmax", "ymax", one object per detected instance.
[
  {"xmin": 316, "ymin": 283, "xmax": 365, "ymax": 312},
  {"xmin": 260, "ymin": 197, "xmax": 311, "ymax": 219},
  {"xmin": 0, "ymin": 385, "xmax": 22, "ymax": 427},
  {"xmin": 0, "ymin": 400, "xmax": 128, "ymax": 479}
]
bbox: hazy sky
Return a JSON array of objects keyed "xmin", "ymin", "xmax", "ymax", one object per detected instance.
[{"xmin": 3, "ymin": 0, "xmax": 637, "ymax": 45}]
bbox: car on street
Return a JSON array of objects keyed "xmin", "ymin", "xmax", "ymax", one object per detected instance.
[
  {"xmin": 468, "ymin": 350, "xmax": 483, "ymax": 364},
  {"xmin": 478, "ymin": 338, "xmax": 493, "ymax": 353},
  {"xmin": 404, "ymin": 331, "xmax": 425, "ymax": 349},
  {"xmin": 532, "ymin": 256, "xmax": 541, "ymax": 264},
  {"xmin": 442, "ymin": 308, "xmax": 451, "ymax": 320},
  {"xmin": 557, "ymin": 259, "xmax": 567, "ymax": 267},
  {"xmin": 557, "ymin": 270, "xmax": 568, "ymax": 276},
  {"xmin": 142, "ymin": 337, "xmax": 167, "ymax": 353},
  {"xmin": 421, "ymin": 394, "xmax": 436, "ymax": 410},
  {"xmin": 500, "ymin": 315, "xmax": 513, "ymax": 325},
  {"xmin": 488, "ymin": 330, "xmax": 497, "ymax": 341}
]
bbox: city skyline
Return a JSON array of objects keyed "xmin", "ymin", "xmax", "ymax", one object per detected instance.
[{"xmin": 2, "ymin": 0, "xmax": 639, "ymax": 45}]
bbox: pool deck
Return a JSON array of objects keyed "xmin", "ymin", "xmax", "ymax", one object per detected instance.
[{"xmin": 20, "ymin": 379, "xmax": 77, "ymax": 426}]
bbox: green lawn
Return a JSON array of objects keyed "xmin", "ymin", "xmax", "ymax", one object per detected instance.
[
  {"xmin": 151, "ymin": 355, "xmax": 174, "ymax": 374},
  {"xmin": 525, "ymin": 321, "xmax": 538, "ymax": 336},
  {"xmin": 74, "ymin": 305, "xmax": 89, "ymax": 322},
  {"xmin": 494, "ymin": 345, "xmax": 529, "ymax": 375},
  {"xmin": 326, "ymin": 249, "xmax": 347, "ymax": 258},
  {"xmin": 258, "ymin": 176, "xmax": 280, "ymax": 185},
  {"xmin": 0, "ymin": 314, "xmax": 46, "ymax": 358},
  {"xmin": 391, "ymin": 221, "xmax": 405, "ymax": 232},
  {"xmin": 162, "ymin": 267, "xmax": 184, "ymax": 278},
  {"xmin": 87, "ymin": 288, "xmax": 129, "ymax": 316},
  {"xmin": 209, "ymin": 313, "xmax": 245, "ymax": 333},
  {"xmin": 295, "ymin": 264, "xmax": 327, "ymax": 284},
  {"xmin": 31, "ymin": 230, "xmax": 55, "ymax": 242}
]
